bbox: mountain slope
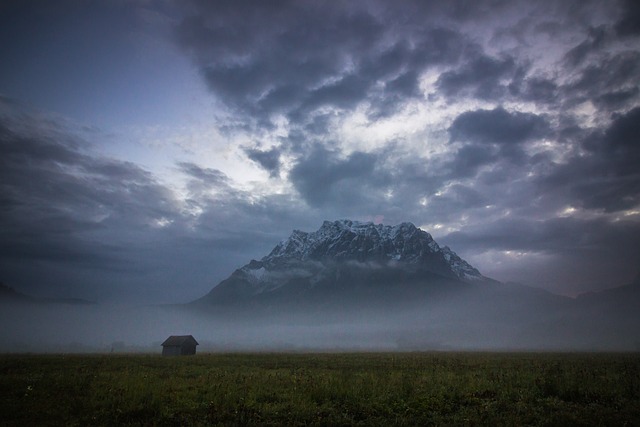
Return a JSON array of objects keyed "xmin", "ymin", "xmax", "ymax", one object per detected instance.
[{"xmin": 195, "ymin": 220, "xmax": 490, "ymax": 309}]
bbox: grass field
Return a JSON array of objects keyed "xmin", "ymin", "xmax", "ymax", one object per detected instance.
[{"xmin": 1, "ymin": 352, "xmax": 639, "ymax": 426}]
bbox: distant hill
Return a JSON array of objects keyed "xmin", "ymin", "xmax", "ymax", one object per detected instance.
[
  {"xmin": 577, "ymin": 274, "xmax": 640, "ymax": 305},
  {"xmin": 0, "ymin": 282, "xmax": 32, "ymax": 301}
]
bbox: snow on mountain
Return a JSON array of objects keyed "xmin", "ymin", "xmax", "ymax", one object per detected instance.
[
  {"xmin": 440, "ymin": 246, "xmax": 484, "ymax": 281},
  {"xmin": 265, "ymin": 220, "xmax": 434, "ymax": 263},
  {"xmin": 262, "ymin": 220, "xmax": 484, "ymax": 280}
]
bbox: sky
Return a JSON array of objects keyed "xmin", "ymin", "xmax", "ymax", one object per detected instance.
[{"xmin": 1, "ymin": 0, "xmax": 639, "ymax": 304}]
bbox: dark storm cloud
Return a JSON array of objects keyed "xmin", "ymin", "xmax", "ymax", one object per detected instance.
[
  {"xmin": 432, "ymin": 184, "xmax": 488, "ymax": 211},
  {"xmin": 0, "ymin": 109, "xmax": 180, "ymax": 269},
  {"xmin": 615, "ymin": 0, "xmax": 640, "ymax": 36},
  {"xmin": 243, "ymin": 146, "xmax": 282, "ymax": 177},
  {"xmin": 445, "ymin": 144, "xmax": 497, "ymax": 179},
  {"xmin": 531, "ymin": 2, "xmax": 639, "ymax": 113},
  {"xmin": 436, "ymin": 54, "xmax": 519, "ymax": 100},
  {"xmin": 536, "ymin": 107, "xmax": 640, "ymax": 213},
  {"xmin": 0, "ymin": 101, "xmax": 322, "ymax": 302},
  {"xmin": 563, "ymin": 26, "xmax": 608, "ymax": 67},
  {"xmin": 449, "ymin": 107, "xmax": 550, "ymax": 145},
  {"xmin": 178, "ymin": 161, "xmax": 229, "ymax": 182},
  {"xmin": 301, "ymin": 74, "xmax": 371, "ymax": 113},
  {"xmin": 513, "ymin": 77, "xmax": 559, "ymax": 105},
  {"xmin": 604, "ymin": 106, "xmax": 640, "ymax": 148},
  {"xmin": 289, "ymin": 147, "xmax": 385, "ymax": 208},
  {"xmin": 304, "ymin": 113, "xmax": 335, "ymax": 136},
  {"xmin": 593, "ymin": 87, "xmax": 639, "ymax": 110},
  {"xmin": 443, "ymin": 215, "xmax": 640, "ymax": 286},
  {"xmin": 563, "ymin": 51, "xmax": 640, "ymax": 109},
  {"xmin": 175, "ymin": 1, "xmax": 478, "ymax": 131},
  {"xmin": 177, "ymin": 0, "xmax": 384, "ymax": 126}
]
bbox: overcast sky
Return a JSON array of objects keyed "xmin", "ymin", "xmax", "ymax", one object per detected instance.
[{"xmin": 1, "ymin": 0, "xmax": 639, "ymax": 304}]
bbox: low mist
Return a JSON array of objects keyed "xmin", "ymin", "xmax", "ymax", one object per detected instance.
[{"xmin": 2, "ymin": 283, "xmax": 639, "ymax": 353}]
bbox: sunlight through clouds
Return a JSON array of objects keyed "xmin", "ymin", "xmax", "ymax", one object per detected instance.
[{"xmin": 1, "ymin": 0, "xmax": 639, "ymax": 302}]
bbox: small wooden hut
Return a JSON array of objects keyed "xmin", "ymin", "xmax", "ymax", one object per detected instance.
[{"xmin": 161, "ymin": 335, "xmax": 199, "ymax": 356}]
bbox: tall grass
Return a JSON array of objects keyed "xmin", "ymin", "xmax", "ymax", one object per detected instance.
[{"xmin": 1, "ymin": 352, "xmax": 639, "ymax": 425}]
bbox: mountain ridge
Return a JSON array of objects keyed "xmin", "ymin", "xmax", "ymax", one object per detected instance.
[
  {"xmin": 262, "ymin": 220, "xmax": 485, "ymax": 282},
  {"xmin": 195, "ymin": 219, "xmax": 491, "ymax": 306}
]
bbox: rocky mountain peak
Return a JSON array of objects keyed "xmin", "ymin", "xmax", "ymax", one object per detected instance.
[
  {"xmin": 262, "ymin": 219, "xmax": 483, "ymax": 281},
  {"xmin": 199, "ymin": 219, "xmax": 489, "ymax": 303}
]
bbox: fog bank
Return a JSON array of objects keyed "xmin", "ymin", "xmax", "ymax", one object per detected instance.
[{"xmin": 2, "ymin": 290, "xmax": 639, "ymax": 354}]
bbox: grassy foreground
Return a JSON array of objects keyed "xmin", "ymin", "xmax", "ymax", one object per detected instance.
[{"xmin": 1, "ymin": 352, "xmax": 639, "ymax": 426}]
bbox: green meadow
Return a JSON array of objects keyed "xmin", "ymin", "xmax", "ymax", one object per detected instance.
[{"xmin": 1, "ymin": 352, "xmax": 639, "ymax": 426}]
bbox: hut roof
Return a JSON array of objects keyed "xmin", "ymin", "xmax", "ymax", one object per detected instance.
[{"xmin": 161, "ymin": 335, "xmax": 199, "ymax": 347}]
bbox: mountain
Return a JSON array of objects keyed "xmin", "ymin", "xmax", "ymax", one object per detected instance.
[
  {"xmin": 195, "ymin": 220, "xmax": 491, "ymax": 310},
  {"xmin": 572, "ymin": 274, "xmax": 640, "ymax": 337},
  {"xmin": 191, "ymin": 220, "xmax": 639, "ymax": 351},
  {"xmin": 577, "ymin": 273, "xmax": 640, "ymax": 306}
]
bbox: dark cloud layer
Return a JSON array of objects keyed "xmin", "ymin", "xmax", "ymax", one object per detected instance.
[
  {"xmin": 177, "ymin": 0, "xmax": 383, "ymax": 126},
  {"xmin": 537, "ymin": 107, "xmax": 640, "ymax": 213},
  {"xmin": 0, "ymin": 101, "xmax": 318, "ymax": 302},
  {"xmin": 243, "ymin": 146, "xmax": 282, "ymax": 177},
  {"xmin": 437, "ymin": 54, "xmax": 519, "ymax": 100},
  {"xmin": 176, "ymin": 0, "xmax": 485, "ymax": 133},
  {"xmin": 449, "ymin": 107, "xmax": 549, "ymax": 145},
  {"xmin": 290, "ymin": 147, "xmax": 386, "ymax": 208},
  {"xmin": 616, "ymin": 0, "xmax": 640, "ymax": 36},
  {"xmin": 1, "ymin": 0, "xmax": 639, "ymax": 302}
]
